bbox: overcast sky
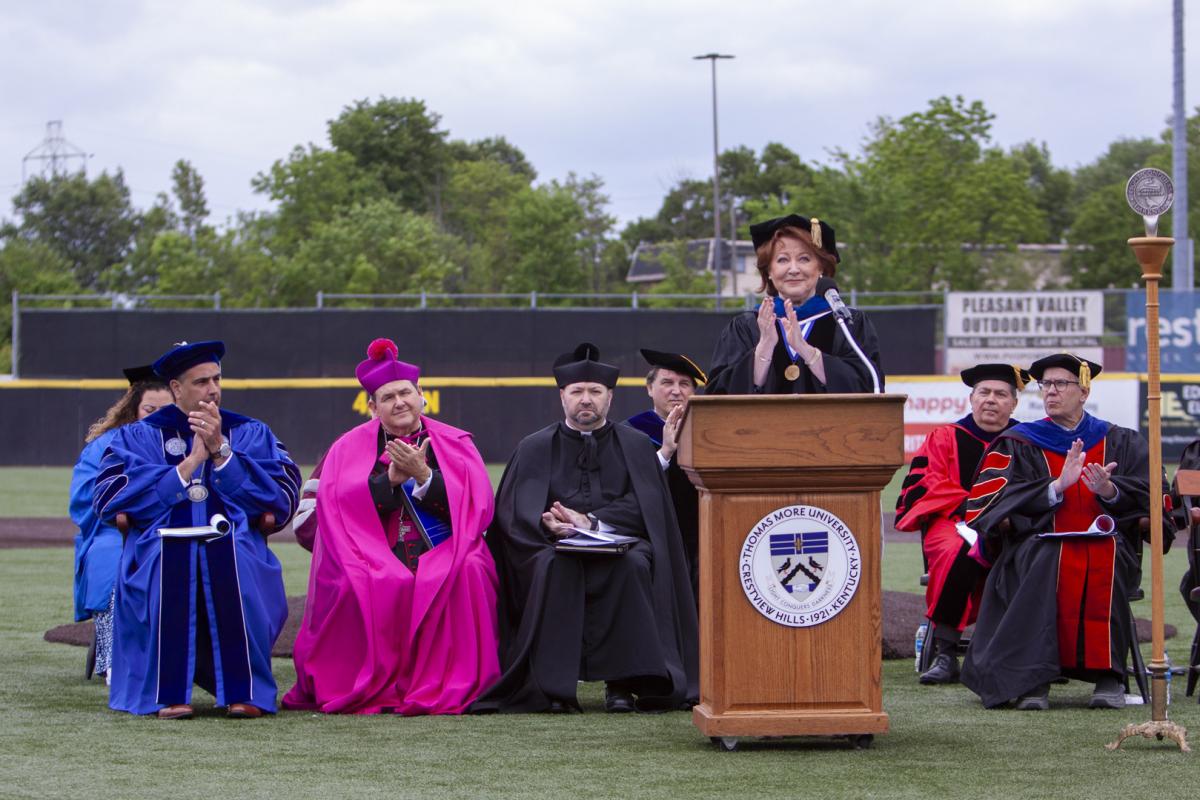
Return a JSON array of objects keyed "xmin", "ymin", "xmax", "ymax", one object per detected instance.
[{"xmin": 2, "ymin": 0, "xmax": 1196, "ymax": 229}]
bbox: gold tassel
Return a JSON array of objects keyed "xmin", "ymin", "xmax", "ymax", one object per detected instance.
[
  {"xmin": 1011, "ymin": 365, "xmax": 1026, "ymax": 391},
  {"xmin": 810, "ymin": 218, "xmax": 823, "ymax": 249},
  {"xmin": 1078, "ymin": 360, "xmax": 1091, "ymax": 391}
]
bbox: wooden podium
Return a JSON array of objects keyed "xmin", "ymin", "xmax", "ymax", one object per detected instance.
[{"xmin": 678, "ymin": 394, "xmax": 905, "ymax": 749}]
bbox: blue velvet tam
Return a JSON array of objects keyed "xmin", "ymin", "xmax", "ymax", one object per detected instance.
[{"xmin": 151, "ymin": 340, "xmax": 225, "ymax": 381}]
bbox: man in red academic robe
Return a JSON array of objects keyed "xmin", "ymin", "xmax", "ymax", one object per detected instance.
[
  {"xmin": 895, "ymin": 363, "xmax": 1027, "ymax": 685},
  {"xmin": 960, "ymin": 354, "xmax": 1171, "ymax": 710}
]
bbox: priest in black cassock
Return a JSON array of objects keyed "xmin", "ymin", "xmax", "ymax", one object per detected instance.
[
  {"xmin": 959, "ymin": 354, "xmax": 1172, "ymax": 710},
  {"xmin": 473, "ymin": 343, "xmax": 699, "ymax": 714},
  {"xmin": 705, "ymin": 214, "xmax": 882, "ymax": 395},
  {"xmin": 625, "ymin": 348, "xmax": 706, "ymax": 599}
]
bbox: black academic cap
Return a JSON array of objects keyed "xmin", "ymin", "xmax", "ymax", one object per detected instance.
[
  {"xmin": 553, "ymin": 342, "xmax": 619, "ymax": 389},
  {"xmin": 960, "ymin": 363, "xmax": 1031, "ymax": 391},
  {"xmin": 152, "ymin": 340, "xmax": 225, "ymax": 381},
  {"xmin": 748, "ymin": 213, "xmax": 841, "ymax": 264},
  {"xmin": 1028, "ymin": 353, "xmax": 1102, "ymax": 390},
  {"xmin": 640, "ymin": 348, "xmax": 707, "ymax": 386},
  {"xmin": 122, "ymin": 363, "xmax": 160, "ymax": 385}
]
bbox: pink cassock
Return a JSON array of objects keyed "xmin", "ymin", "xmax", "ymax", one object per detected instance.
[{"xmin": 282, "ymin": 416, "xmax": 500, "ymax": 714}]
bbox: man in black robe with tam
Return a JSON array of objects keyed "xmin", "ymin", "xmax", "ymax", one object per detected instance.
[
  {"xmin": 894, "ymin": 363, "xmax": 1027, "ymax": 685},
  {"xmin": 960, "ymin": 354, "xmax": 1171, "ymax": 710},
  {"xmin": 625, "ymin": 348, "xmax": 707, "ymax": 598},
  {"xmin": 473, "ymin": 344, "xmax": 698, "ymax": 714}
]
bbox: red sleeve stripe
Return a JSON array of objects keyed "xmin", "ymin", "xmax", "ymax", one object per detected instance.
[
  {"xmin": 968, "ymin": 477, "xmax": 1007, "ymax": 501},
  {"xmin": 977, "ymin": 450, "xmax": 1012, "ymax": 475}
]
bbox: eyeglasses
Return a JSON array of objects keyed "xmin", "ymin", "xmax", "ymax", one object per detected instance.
[{"xmin": 1038, "ymin": 379, "xmax": 1080, "ymax": 392}]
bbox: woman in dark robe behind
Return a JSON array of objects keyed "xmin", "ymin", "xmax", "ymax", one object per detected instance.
[{"xmin": 705, "ymin": 214, "xmax": 883, "ymax": 395}]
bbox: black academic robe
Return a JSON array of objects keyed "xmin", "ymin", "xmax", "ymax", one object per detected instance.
[
  {"xmin": 1170, "ymin": 440, "xmax": 1200, "ymax": 624},
  {"xmin": 704, "ymin": 308, "xmax": 883, "ymax": 395},
  {"xmin": 959, "ymin": 419, "xmax": 1170, "ymax": 707},
  {"xmin": 472, "ymin": 421, "xmax": 699, "ymax": 713},
  {"xmin": 625, "ymin": 410, "xmax": 699, "ymax": 596}
]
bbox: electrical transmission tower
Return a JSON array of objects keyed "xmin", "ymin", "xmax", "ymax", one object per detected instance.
[{"xmin": 21, "ymin": 120, "xmax": 91, "ymax": 181}]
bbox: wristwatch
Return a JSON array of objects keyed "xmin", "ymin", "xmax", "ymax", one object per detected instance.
[
  {"xmin": 217, "ymin": 441, "xmax": 232, "ymax": 460},
  {"xmin": 587, "ymin": 513, "xmax": 600, "ymax": 532}
]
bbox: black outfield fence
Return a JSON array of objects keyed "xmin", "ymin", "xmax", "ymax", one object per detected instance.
[
  {"xmin": 15, "ymin": 307, "xmax": 936, "ymax": 379},
  {"xmin": 4, "ymin": 306, "xmax": 936, "ymax": 466}
]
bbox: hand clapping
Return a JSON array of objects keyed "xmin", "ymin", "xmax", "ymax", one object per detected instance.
[
  {"xmin": 1081, "ymin": 460, "xmax": 1118, "ymax": 500},
  {"xmin": 385, "ymin": 438, "xmax": 431, "ymax": 487}
]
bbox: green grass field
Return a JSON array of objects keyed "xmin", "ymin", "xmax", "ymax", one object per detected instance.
[
  {"xmin": 2, "ymin": 540, "xmax": 1197, "ymax": 799},
  {"xmin": 3, "ymin": 468, "xmax": 1198, "ymax": 799}
]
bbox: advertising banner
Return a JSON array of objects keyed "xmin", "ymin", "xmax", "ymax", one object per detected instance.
[
  {"xmin": 1138, "ymin": 378, "xmax": 1200, "ymax": 461},
  {"xmin": 1125, "ymin": 290, "xmax": 1200, "ymax": 373},
  {"xmin": 944, "ymin": 291, "xmax": 1104, "ymax": 375},
  {"xmin": 891, "ymin": 376, "xmax": 1139, "ymax": 461}
]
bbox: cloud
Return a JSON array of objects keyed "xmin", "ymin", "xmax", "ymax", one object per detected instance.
[{"xmin": 1, "ymin": 0, "xmax": 1195, "ymax": 226}]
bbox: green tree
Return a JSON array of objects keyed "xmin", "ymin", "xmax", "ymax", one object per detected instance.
[
  {"xmin": 251, "ymin": 145, "xmax": 383, "ymax": 256},
  {"xmin": 1064, "ymin": 137, "xmax": 1169, "ymax": 287},
  {"xmin": 643, "ymin": 242, "xmax": 716, "ymax": 309},
  {"xmin": 441, "ymin": 158, "xmax": 531, "ymax": 291},
  {"xmin": 3, "ymin": 170, "xmax": 140, "ymax": 290},
  {"xmin": 1011, "ymin": 141, "xmax": 1073, "ymax": 242},
  {"xmin": 327, "ymin": 97, "xmax": 450, "ymax": 215},
  {"xmin": 501, "ymin": 184, "xmax": 586, "ymax": 296},
  {"xmin": 276, "ymin": 199, "xmax": 464, "ymax": 305},
  {"xmin": 561, "ymin": 173, "xmax": 618, "ymax": 292},
  {"xmin": 0, "ymin": 239, "xmax": 81, "ymax": 367},
  {"xmin": 818, "ymin": 96, "xmax": 1046, "ymax": 291},
  {"xmin": 447, "ymin": 136, "xmax": 537, "ymax": 182},
  {"xmin": 170, "ymin": 160, "xmax": 210, "ymax": 240}
]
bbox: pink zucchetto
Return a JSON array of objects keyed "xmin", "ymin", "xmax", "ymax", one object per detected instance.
[{"xmin": 355, "ymin": 338, "xmax": 420, "ymax": 394}]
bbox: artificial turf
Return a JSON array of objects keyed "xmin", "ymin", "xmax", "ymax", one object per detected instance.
[{"xmin": 2, "ymin": 540, "xmax": 1196, "ymax": 800}]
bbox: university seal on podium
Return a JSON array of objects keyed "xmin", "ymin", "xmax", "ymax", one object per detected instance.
[{"xmin": 738, "ymin": 504, "xmax": 861, "ymax": 628}]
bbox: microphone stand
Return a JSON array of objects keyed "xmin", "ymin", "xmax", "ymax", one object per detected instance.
[{"xmin": 824, "ymin": 289, "xmax": 881, "ymax": 394}]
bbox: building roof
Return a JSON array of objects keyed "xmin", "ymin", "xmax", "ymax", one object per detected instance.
[{"xmin": 626, "ymin": 239, "xmax": 757, "ymax": 283}]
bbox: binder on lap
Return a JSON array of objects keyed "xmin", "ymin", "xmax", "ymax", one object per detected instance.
[{"xmin": 554, "ymin": 527, "xmax": 639, "ymax": 555}]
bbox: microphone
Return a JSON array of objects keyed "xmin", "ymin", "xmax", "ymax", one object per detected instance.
[{"xmin": 823, "ymin": 287, "xmax": 852, "ymax": 321}]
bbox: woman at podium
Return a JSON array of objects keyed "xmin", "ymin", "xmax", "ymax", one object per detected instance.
[{"xmin": 705, "ymin": 214, "xmax": 883, "ymax": 395}]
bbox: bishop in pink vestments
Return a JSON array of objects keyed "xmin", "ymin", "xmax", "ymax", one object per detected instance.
[{"xmin": 283, "ymin": 339, "xmax": 500, "ymax": 714}]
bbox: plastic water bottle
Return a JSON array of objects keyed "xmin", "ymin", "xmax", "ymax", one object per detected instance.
[{"xmin": 914, "ymin": 623, "xmax": 927, "ymax": 672}]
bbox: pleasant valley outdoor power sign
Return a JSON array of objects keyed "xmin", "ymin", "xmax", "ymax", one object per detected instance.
[{"xmin": 943, "ymin": 291, "xmax": 1104, "ymax": 374}]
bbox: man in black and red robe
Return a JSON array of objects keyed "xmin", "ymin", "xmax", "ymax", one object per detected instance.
[
  {"xmin": 960, "ymin": 354, "xmax": 1171, "ymax": 710},
  {"xmin": 895, "ymin": 363, "xmax": 1027, "ymax": 685}
]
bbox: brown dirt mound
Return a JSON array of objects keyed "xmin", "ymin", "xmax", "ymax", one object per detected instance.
[
  {"xmin": 0, "ymin": 517, "xmax": 297, "ymax": 548},
  {"xmin": 43, "ymin": 591, "xmax": 1177, "ymax": 662}
]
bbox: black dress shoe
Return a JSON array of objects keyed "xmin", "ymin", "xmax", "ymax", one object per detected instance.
[
  {"xmin": 604, "ymin": 687, "xmax": 636, "ymax": 713},
  {"xmin": 1014, "ymin": 684, "xmax": 1050, "ymax": 710},
  {"xmin": 918, "ymin": 652, "xmax": 960, "ymax": 685},
  {"xmin": 546, "ymin": 701, "xmax": 580, "ymax": 714}
]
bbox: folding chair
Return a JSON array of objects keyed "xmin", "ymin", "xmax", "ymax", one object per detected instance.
[{"xmin": 1172, "ymin": 469, "xmax": 1200, "ymax": 700}]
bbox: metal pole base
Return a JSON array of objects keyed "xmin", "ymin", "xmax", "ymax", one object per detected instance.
[{"xmin": 1106, "ymin": 720, "xmax": 1191, "ymax": 753}]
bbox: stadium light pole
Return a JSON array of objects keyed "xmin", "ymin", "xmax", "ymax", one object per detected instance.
[
  {"xmin": 695, "ymin": 52, "xmax": 734, "ymax": 308},
  {"xmin": 1172, "ymin": 0, "xmax": 1191, "ymax": 290}
]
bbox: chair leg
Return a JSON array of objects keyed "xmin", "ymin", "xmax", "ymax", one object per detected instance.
[
  {"xmin": 84, "ymin": 627, "xmax": 97, "ymax": 681},
  {"xmin": 1128, "ymin": 604, "xmax": 1149, "ymax": 704},
  {"xmin": 1187, "ymin": 623, "xmax": 1199, "ymax": 699}
]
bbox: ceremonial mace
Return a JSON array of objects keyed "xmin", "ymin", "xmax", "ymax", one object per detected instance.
[{"xmin": 1107, "ymin": 167, "xmax": 1189, "ymax": 753}]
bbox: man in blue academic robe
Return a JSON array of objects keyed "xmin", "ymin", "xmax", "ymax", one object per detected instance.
[{"xmin": 94, "ymin": 340, "xmax": 301, "ymax": 719}]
